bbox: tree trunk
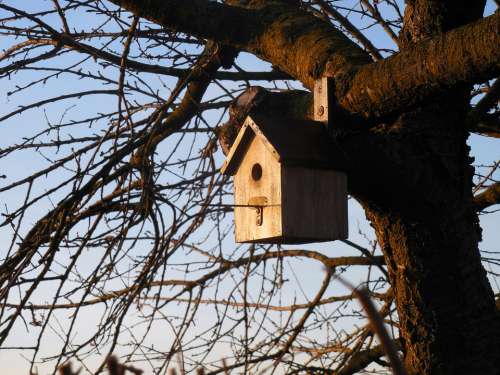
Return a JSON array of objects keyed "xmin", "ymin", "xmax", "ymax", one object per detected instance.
[
  {"xmin": 359, "ymin": 92, "xmax": 500, "ymax": 374},
  {"xmin": 366, "ymin": 205, "xmax": 499, "ymax": 374},
  {"xmin": 353, "ymin": 3, "xmax": 500, "ymax": 372}
]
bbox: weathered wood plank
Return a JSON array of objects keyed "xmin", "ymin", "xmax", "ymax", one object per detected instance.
[
  {"xmin": 281, "ymin": 167, "xmax": 347, "ymax": 242},
  {"xmin": 234, "ymin": 136, "xmax": 282, "ymax": 242}
]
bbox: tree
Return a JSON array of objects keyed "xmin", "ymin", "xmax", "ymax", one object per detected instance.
[{"xmin": 0, "ymin": 1, "xmax": 499, "ymax": 374}]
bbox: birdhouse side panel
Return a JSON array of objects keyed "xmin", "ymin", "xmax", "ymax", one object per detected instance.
[
  {"xmin": 281, "ymin": 167, "xmax": 348, "ymax": 242},
  {"xmin": 233, "ymin": 137, "xmax": 283, "ymax": 242}
]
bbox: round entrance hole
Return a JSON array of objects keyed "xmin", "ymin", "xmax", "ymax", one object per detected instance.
[{"xmin": 251, "ymin": 163, "xmax": 262, "ymax": 181}]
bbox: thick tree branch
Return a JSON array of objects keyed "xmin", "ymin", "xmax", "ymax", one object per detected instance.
[
  {"xmin": 474, "ymin": 182, "xmax": 500, "ymax": 211},
  {"xmin": 107, "ymin": 0, "xmax": 499, "ymax": 124},
  {"xmin": 467, "ymin": 112, "xmax": 500, "ymax": 138},
  {"xmin": 343, "ymin": 12, "xmax": 500, "ymax": 121},
  {"xmin": 107, "ymin": 0, "xmax": 371, "ymax": 88}
]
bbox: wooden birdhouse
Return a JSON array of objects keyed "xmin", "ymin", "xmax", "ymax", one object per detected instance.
[{"xmin": 221, "ymin": 83, "xmax": 348, "ymax": 243}]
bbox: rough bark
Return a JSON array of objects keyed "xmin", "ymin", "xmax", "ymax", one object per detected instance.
[
  {"xmin": 360, "ymin": 94, "xmax": 500, "ymax": 372},
  {"xmin": 366, "ymin": 204, "xmax": 498, "ymax": 374}
]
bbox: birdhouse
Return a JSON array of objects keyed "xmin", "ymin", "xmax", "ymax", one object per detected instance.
[{"xmin": 220, "ymin": 107, "xmax": 348, "ymax": 244}]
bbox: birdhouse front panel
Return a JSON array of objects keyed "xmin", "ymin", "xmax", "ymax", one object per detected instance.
[{"xmin": 233, "ymin": 135, "xmax": 283, "ymax": 242}]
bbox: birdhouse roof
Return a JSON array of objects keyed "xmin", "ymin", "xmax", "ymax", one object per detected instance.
[{"xmin": 221, "ymin": 112, "xmax": 337, "ymax": 175}]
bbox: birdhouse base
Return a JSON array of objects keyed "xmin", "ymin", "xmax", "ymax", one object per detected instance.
[{"xmin": 237, "ymin": 235, "xmax": 345, "ymax": 245}]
